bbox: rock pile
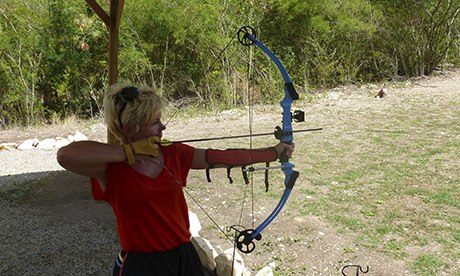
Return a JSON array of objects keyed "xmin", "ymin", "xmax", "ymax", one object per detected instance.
[{"xmin": 0, "ymin": 131, "xmax": 88, "ymax": 151}]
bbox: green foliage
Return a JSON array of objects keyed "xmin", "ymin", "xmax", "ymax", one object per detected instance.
[
  {"xmin": 0, "ymin": 0, "xmax": 109, "ymax": 125},
  {"xmin": 0, "ymin": 0, "xmax": 46, "ymax": 125},
  {"xmin": 373, "ymin": 0, "xmax": 460, "ymax": 76},
  {"xmin": 0, "ymin": 0, "xmax": 459, "ymax": 126},
  {"xmin": 262, "ymin": 0, "xmax": 382, "ymax": 85},
  {"xmin": 38, "ymin": 0, "xmax": 107, "ymax": 120}
]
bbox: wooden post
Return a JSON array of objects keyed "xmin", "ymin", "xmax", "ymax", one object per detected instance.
[
  {"xmin": 85, "ymin": 0, "xmax": 125, "ymax": 144},
  {"xmin": 109, "ymin": 0, "xmax": 122, "ymax": 85}
]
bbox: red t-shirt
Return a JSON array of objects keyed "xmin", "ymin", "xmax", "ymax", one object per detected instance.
[{"xmin": 90, "ymin": 143, "xmax": 195, "ymax": 252}]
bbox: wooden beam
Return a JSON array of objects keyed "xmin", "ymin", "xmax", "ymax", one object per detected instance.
[
  {"xmin": 116, "ymin": 0, "xmax": 125, "ymax": 29},
  {"xmin": 107, "ymin": 0, "xmax": 122, "ymax": 144},
  {"xmin": 84, "ymin": 0, "xmax": 109, "ymax": 27},
  {"xmin": 85, "ymin": 0, "xmax": 124, "ymax": 144},
  {"xmin": 108, "ymin": 0, "xmax": 119, "ymax": 86}
]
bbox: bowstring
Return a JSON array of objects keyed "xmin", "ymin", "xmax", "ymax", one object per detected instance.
[
  {"xmin": 248, "ymin": 40, "xmax": 255, "ymax": 231},
  {"xmin": 231, "ymin": 22, "xmax": 256, "ymax": 274},
  {"xmin": 234, "ymin": 22, "xmax": 256, "ymax": 234}
]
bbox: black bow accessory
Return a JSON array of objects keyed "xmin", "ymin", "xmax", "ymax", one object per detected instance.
[
  {"xmin": 117, "ymin": 86, "xmax": 139, "ymax": 128},
  {"xmin": 117, "ymin": 86, "xmax": 139, "ymax": 104}
]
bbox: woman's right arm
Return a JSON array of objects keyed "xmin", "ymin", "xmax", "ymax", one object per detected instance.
[{"xmin": 57, "ymin": 141, "xmax": 126, "ymax": 184}]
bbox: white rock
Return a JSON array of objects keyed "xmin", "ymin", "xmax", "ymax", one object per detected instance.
[
  {"xmin": 255, "ymin": 266, "xmax": 273, "ymax": 276},
  {"xmin": 90, "ymin": 123, "xmax": 106, "ymax": 132},
  {"xmin": 191, "ymin": 236, "xmax": 218, "ymax": 272},
  {"xmin": 189, "ymin": 211, "xmax": 202, "ymax": 237},
  {"xmin": 54, "ymin": 137, "xmax": 71, "ymax": 148},
  {"xmin": 36, "ymin": 138, "xmax": 57, "ymax": 149},
  {"xmin": 67, "ymin": 134, "xmax": 75, "ymax": 142},
  {"xmin": 215, "ymin": 248, "xmax": 248, "ymax": 276},
  {"xmin": 74, "ymin": 131, "xmax": 88, "ymax": 141},
  {"xmin": 17, "ymin": 138, "xmax": 39, "ymax": 150}
]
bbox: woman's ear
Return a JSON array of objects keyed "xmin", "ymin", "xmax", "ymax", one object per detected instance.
[{"xmin": 122, "ymin": 124, "xmax": 134, "ymax": 143}]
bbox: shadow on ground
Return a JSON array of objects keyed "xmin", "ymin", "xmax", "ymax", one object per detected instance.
[{"xmin": 0, "ymin": 171, "xmax": 118, "ymax": 275}]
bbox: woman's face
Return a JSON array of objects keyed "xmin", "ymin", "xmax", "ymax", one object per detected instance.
[{"xmin": 129, "ymin": 114, "xmax": 166, "ymax": 142}]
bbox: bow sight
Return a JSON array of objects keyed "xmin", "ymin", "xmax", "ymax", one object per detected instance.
[{"xmin": 293, "ymin": 110, "xmax": 305, "ymax": 122}]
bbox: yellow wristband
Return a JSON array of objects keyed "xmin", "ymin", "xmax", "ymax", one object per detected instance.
[{"xmin": 123, "ymin": 144, "xmax": 136, "ymax": 164}]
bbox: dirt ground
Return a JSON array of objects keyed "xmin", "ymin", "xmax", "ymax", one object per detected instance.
[{"xmin": 0, "ymin": 69, "xmax": 458, "ymax": 275}]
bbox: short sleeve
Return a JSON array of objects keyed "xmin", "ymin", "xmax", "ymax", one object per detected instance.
[
  {"xmin": 90, "ymin": 177, "xmax": 106, "ymax": 201},
  {"xmin": 166, "ymin": 143, "xmax": 195, "ymax": 187}
]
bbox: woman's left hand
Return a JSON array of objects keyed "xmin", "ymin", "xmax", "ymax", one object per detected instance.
[{"xmin": 274, "ymin": 142, "xmax": 295, "ymax": 159}]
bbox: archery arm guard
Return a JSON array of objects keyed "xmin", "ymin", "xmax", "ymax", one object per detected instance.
[{"xmin": 206, "ymin": 148, "xmax": 278, "ymax": 167}]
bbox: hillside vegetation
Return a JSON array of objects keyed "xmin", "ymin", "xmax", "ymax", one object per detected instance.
[{"xmin": 0, "ymin": 0, "xmax": 459, "ymax": 126}]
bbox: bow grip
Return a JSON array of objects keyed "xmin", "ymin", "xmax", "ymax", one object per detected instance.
[
  {"xmin": 279, "ymin": 149, "xmax": 288, "ymax": 163},
  {"xmin": 279, "ymin": 143, "xmax": 293, "ymax": 163}
]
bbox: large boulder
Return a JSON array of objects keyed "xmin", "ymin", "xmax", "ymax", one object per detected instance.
[
  {"xmin": 36, "ymin": 138, "xmax": 57, "ymax": 149},
  {"xmin": 191, "ymin": 236, "xmax": 218, "ymax": 272},
  {"xmin": 189, "ymin": 211, "xmax": 202, "ymax": 237},
  {"xmin": 17, "ymin": 138, "xmax": 39, "ymax": 150}
]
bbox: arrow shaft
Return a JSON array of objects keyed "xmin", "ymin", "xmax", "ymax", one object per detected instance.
[{"xmin": 162, "ymin": 127, "xmax": 322, "ymax": 144}]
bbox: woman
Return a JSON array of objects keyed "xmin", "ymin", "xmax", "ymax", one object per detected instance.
[{"xmin": 57, "ymin": 84, "xmax": 294, "ymax": 276}]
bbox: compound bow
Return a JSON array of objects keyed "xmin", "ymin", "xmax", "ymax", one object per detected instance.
[
  {"xmin": 225, "ymin": 26, "xmax": 305, "ymax": 253},
  {"xmin": 161, "ymin": 25, "xmax": 314, "ymax": 254}
]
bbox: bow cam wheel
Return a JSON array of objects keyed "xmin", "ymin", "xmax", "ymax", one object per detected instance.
[
  {"xmin": 238, "ymin": 26, "xmax": 256, "ymax": 46},
  {"xmin": 234, "ymin": 229, "xmax": 262, "ymax": 254}
]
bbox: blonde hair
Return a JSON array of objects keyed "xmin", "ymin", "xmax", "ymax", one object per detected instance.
[{"xmin": 104, "ymin": 83, "xmax": 164, "ymax": 142}]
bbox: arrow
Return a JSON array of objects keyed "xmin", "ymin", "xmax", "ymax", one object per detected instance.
[{"xmin": 160, "ymin": 127, "xmax": 322, "ymax": 144}]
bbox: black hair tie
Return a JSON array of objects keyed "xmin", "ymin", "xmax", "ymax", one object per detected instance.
[
  {"xmin": 117, "ymin": 86, "xmax": 139, "ymax": 104},
  {"xmin": 117, "ymin": 86, "xmax": 139, "ymax": 128}
]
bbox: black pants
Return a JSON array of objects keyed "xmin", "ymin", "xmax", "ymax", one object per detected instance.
[{"xmin": 113, "ymin": 242, "xmax": 205, "ymax": 276}]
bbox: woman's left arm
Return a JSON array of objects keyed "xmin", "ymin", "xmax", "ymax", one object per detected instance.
[
  {"xmin": 191, "ymin": 148, "xmax": 208, "ymax": 169},
  {"xmin": 190, "ymin": 142, "xmax": 294, "ymax": 170}
]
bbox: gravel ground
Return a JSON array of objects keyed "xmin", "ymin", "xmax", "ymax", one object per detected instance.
[
  {"xmin": 0, "ymin": 149, "xmax": 118, "ymax": 275},
  {"xmin": 0, "ymin": 149, "xmax": 62, "ymax": 177}
]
